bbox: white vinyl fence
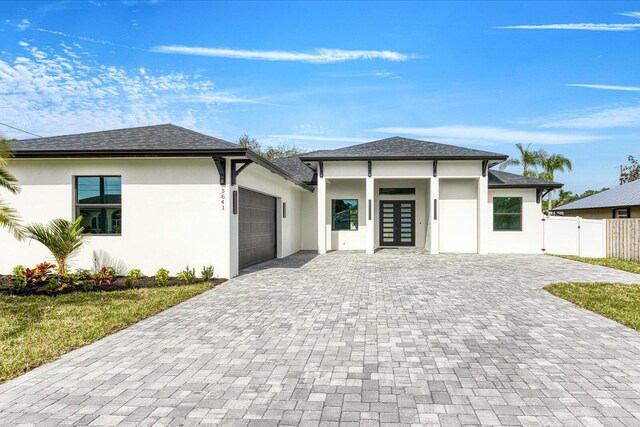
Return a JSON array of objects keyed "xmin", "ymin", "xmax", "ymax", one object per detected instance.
[{"xmin": 542, "ymin": 216, "xmax": 606, "ymax": 258}]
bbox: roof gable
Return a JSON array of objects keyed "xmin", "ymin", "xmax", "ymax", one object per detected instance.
[
  {"xmin": 553, "ymin": 179, "xmax": 640, "ymax": 211},
  {"xmin": 299, "ymin": 136, "xmax": 507, "ymax": 160}
]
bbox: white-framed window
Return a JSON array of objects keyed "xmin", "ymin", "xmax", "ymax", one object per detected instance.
[{"xmin": 615, "ymin": 208, "xmax": 630, "ymax": 219}]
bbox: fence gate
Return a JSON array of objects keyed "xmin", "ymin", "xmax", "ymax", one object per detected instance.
[{"xmin": 543, "ymin": 216, "xmax": 606, "ymax": 258}]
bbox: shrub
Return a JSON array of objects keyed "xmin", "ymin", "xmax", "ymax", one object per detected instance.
[
  {"xmin": 124, "ymin": 269, "xmax": 143, "ymax": 287},
  {"xmin": 155, "ymin": 268, "xmax": 170, "ymax": 287},
  {"xmin": 92, "ymin": 267, "xmax": 112, "ymax": 286},
  {"xmin": 10, "ymin": 265, "xmax": 27, "ymax": 293},
  {"xmin": 176, "ymin": 266, "xmax": 196, "ymax": 285},
  {"xmin": 201, "ymin": 265, "xmax": 215, "ymax": 281},
  {"xmin": 73, "ymin": 269, "xmax": 93, "ymax": 291},
  {"xmin": 45, "ymin": 277, "xmax": 60, "ymax": 295},
  {"xmin": 106, "ymin": 266, "xmax": 118, "ymax": 278}
]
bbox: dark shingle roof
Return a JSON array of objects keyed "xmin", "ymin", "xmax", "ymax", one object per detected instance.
[
  {"xmin": 552, "ymin": 179, "xmax": 640, "ymax": 211},
  {"xmin": 299, "ymin": 136, "xmax": 507, "ymax": 161},
  {"xmin": 488, "ymin": 170, "xmax": 562, "ymax": 189},
  {"xmin": 12, "ymin": 124, "xmax": 239, "ymax": 152},
  {"xmin": 271, "ymin": 156, "xmax": 315, "ymax": 183}
]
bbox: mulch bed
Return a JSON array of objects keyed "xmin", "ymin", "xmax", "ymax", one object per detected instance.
[{"xmin": 0, "ymin": 275, "xmax": 226, "ymax": 296}]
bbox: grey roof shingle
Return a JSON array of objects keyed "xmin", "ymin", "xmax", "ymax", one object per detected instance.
[
  {"xmin": 488, "ymin": 170, "xmax": 562, "ymax": 189},
  {"xmin": 553, "ymin": 179, "xmax": 640, "ymax": 211},
  {"xmin": 12, "ymin": 124, "xmax": 239, "ymax": 152},
  {"xmin": 299, "ymin": 136, "xmax": 507, "ymax": 160},
  {"xmin": 271, "ymin": 156, "xmax": 315, "ymax": 183}
]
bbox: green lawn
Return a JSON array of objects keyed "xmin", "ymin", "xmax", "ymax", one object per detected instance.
[
  {"xmin": 0, "ymin": 283, "xmax": 214, "ymax": 383},
  {"xmin": 549, "ymin": 254, "xmax": 640, "ymax": 275},
  {"xmin": 546, "ymin": 283, "xmax": 640, "ymax": 331}
]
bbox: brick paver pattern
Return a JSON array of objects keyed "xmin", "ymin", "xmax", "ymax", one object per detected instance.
[{"xmin": 2, "ymin": 251, "xmax": 640, "ymax": 426}]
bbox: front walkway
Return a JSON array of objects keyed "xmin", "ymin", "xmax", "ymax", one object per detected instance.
[{"xmin": 2, "ymin": 252, "xmax": 640, "ymax": 426}]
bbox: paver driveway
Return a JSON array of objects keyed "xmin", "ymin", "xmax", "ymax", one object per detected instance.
[{"xmin": 2, "ymin": 252, "xmax": 640, "ymax": 426}]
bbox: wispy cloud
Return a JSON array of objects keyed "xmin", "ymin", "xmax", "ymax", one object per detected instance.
[
  {"xmin": 495, "ymin": 23, "xmax": 640, "ymax": 31},
  {"xmin": 37, "ymin": 28, "xmax": 141, "ymax": 50},
  {"xmin": 566, "ymin": 83, "xmax": 640, "ymax": 92},
  {"xmin": 270, "ymin": 134, "xmax": 371, "ymax": 144},
  {"xmin": 4, "ymin": 18, "xmax": 31, "ymax": 31},
  {"xmin": 0, "ymin": 41, "xmax": 261, "ymax": 138},
  {"xmin": 372, "ymin": 126, "xmax": 602, "ymax": 145},
  {"xmin": 539, "ymin": 106, "xmax": 640, "ymax": 129},
  {"xmin": 619, "ymin": 11, "xmax": 640, "ymax": 18},
  {"xmin": 151, "ymin": 45, "xmax": 418, "ymax": 63}
]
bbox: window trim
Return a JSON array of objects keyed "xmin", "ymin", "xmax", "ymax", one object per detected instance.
[
  {"xmin": 331, "ymin": 198, "xmax": 359, "ymax": 231},
  {"xmin": 493, "ymin": 196, "xmax": 523, "ymax": 232},
  {"xmin": 74, "ymin": 175, "xmax": 122, "ymax": 236},
  {"xmin": 614, "ymin": 208, "xmax": 631, "ymax": 219}
]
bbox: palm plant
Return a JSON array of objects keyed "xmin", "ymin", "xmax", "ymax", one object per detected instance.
[
  {"xmin": 498, "ymin": 143, "xmax": 547, "ymax": 177},
  {"xmin": 24, "ymin": 217, "xmax": 89, "ymax": 275},
  {"xmin": 0, "ymin": 138, "xmax": 23, "ymax": 239},
  {"xmin": 538, "ymin": 153, "xmax": 572, "ymax": 209}
]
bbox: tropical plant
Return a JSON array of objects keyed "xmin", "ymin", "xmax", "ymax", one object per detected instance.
[
  {"xmin": 176, "ymin": 266, "xmax": 196, "ymax": 285},
  {"xmin": 124, "ymin": 269, "xmax": 143, "ymax": 287},
  {"xmin": 44, "ymin": 277, "xmax": 60, "ymax": 295},
  {"xmin": 201, "ymin": 265, "xmax": 215, "ymax": 281},
  {"xmin": 10, "ymin": 264, "xmax": 27, "ymax": 293},
  {"xmin": 155, "ymin": 268, "xmax": 170, "ymax": 286},
  {"xmin": 0, "ymin": 138, "xmax": 23, "ymax": 239},
  {"xmin": 620, "ymin": 155, "xmax": 640, "ymax": 184},
  {"xmin": 22, "ymin": 262, "xmax": 56, "ymax": 287},
  {"xmin": 498, "ymin": 143, "xmax": 547, "ymax": 177},
  {"xmin": 24, "ymin": 217, "xmax": 89, "ymax": 275},
  {"xmin": 92, "ymin": 267, "xmax": 112, "ymax": 286},
  {"xmin": 538, "ymin": 153, "xmax": 572, "ymax": 208}
]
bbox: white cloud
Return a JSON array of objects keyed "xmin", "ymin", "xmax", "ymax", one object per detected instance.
[
  {"xmin": 619, "ymin": 11, "xmax": 640, "ymax": 18},
  {"xmin": 566, "ymin": 83, "xmax": 640, "ymax": 92},
  {"xmin": 371, "ymin": 126, "xmax": 602, "ymax": 145},
  {"xmin": 495, "ymin": 23, "xmax": 640, "ymax": 31},
  {"xmin": 17, "ymin": 19, "xmax": 31, "ymax": 31},
  {"xmin": 0, "ymin": 42, "xmax": 260, "ymax": 138},
  {"xmin": 270, "ymin": 134, "xmax": 371, "ymax": 143},
  {"xmin": 540, "ymin": 106, "xmax": 640, "ymax": 128},
  {"xmin": 151, "ymin": 45, "xmax": 417, "ymax": 63}
]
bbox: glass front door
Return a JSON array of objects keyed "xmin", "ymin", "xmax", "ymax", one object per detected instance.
[{"xmin": 379, "ymin": 200, "xmax": 415, "ymax": 246}]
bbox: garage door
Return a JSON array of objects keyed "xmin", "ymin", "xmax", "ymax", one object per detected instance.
[{"xmin": 239, "ymin": 188, "xmax": 277, "ymax": 269}]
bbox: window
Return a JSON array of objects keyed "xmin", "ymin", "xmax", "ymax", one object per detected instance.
[
  {"xmin": 615, "ymin": 208, "xmax": 630, "ymax": 219},
  {"xmin": 493, "ymin": 197, "xmax": 522, "ymax": 231},
  {"xmin": 75, "ymin": 176, "xmax": 122, "ymax": 234},
  {"xmin": 332, "ymin": 199, "xmax": 358, "ymax": 230},
  {"xmin": 379, "ymin": 188, "xmax": 416, "ymax": 195}
]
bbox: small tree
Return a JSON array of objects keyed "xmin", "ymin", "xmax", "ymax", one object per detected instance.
[
  {"xmin": 25, "ymin": 217, "xmax": 89, "ymax": 275},
  {"xmin": 0, "ymin": 138, "xmax": 23, "ymax": 239},
  {"xmin": 620, "ymin": 155, "xmax": 640, "ymax": 184},
  {"xmin": 238, "ymin": 135, "xmax": 304, "ymax": 160}
]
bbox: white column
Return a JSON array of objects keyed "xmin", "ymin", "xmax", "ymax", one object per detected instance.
[
  {"xmin": 228, "ymin": 163, "xmax": 239, "ymax": 277},
  {"xmin": 317, "ymin": 174, "xmax": 327, "ymax": 254},
  {"xmin": 429, "ymin": 176, "xmax": 440, "ymax": 254},
  {"xmin": 365, "ymin": 176, "xmax": 375, "ymax": 254},
  {"xmin": 477, "ymin": 175, "xmax": 489, "ymax": 255}
]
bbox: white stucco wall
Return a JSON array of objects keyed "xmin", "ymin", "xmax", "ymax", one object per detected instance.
[
  {"xmin": 325, "ymin": 179, "xmax": 366, "ymax": 250},
  {"xmin": 1, "ymin": 158, "xmax": 227, "ymax": 277},
  {"xmin": 487, "ymin": 188, "xmax": 543, "ymax": 254},
  {"xmin": 300, "ymin": 191, "xmax": 318, "ymax": 250},
  {"xmin": 438, "ymin": 178, "xmax": 479, "ymax": 253}
]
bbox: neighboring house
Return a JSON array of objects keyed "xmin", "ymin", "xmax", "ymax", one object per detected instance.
[
  {"xmin": 552, "ymin": 179, "xmax": 640, "ymax": 219},
  {"xmin": 1, "ymin": 124, "xmax": 561, "ymax": 278}
]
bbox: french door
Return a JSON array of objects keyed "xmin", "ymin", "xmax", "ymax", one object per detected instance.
[{"xmin": 379, "ymin": 200, "xmax": 415, "ymax": 246}]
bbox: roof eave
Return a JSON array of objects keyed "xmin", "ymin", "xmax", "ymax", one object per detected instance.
[
  {"xmin": 489, "ymin": 183, "xmax": 563, "ymax": 189},
  {"xmin": 299, "ymin": 155, "xmax": 508, "ymax": 162},
  {"xmin": 552, "ymin": 203, "xmax": 639, "ymax": 211}
]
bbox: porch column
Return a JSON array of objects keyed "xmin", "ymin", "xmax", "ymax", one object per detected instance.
[
  {"xmin": 317, "ymin": 174, "xmax": 327, "ymax": 254},
  {"xmin": 477, "ymin": 175, "xmax": 489, "ymax": 254},
  {"xmin": 429, "ymin": 176, "xmax": 440, "ymax": 254},
  {"xmin": 365, "ymin": 176, "xmax": 375, "ymax": 254}
]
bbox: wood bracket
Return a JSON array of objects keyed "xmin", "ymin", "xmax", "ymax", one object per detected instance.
[
  {"xmin": 319, "ymin": 160, "xmax": 324, "ymax": 178},
  {"xmin": 213, "ymin": 157, "xmax": 226, "ymax": 186},
  {"xmin": 433, "ymin": 160, "xmax": 438, "ymax": 178},
  {"xmin": 368, "ymin": 160, "xmax": 372, "ymax": 178},
  {"xmin": 231, "ymin": 159, "xmax": 252, "ymax": 186},
  {"xmin": 482, "ymin": 160, "xmax": 489, "ymax": 177}
]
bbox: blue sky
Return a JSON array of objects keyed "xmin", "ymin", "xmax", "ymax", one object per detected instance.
[{"xmin": 1, "ymin": 1, "xmax": 639, "ymax": 193}]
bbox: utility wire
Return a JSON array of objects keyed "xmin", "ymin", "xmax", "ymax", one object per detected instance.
[{"xmin": 0, "ymin": 122, "xmax": 43, "ymax": 138}]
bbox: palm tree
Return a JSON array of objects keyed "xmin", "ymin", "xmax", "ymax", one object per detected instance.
[
  {"xmin": 499, "ymin": 143, "xmax": 547, "ymax": 177},
  {"xmin": 0, "ymin": 138, "xmax": 23, "ymax": 239},
  {"xmin": 538, "ymin": 153, "xmax": 572, "ymax": 209},
  {"xmin": 25, "ymin": 217, "xmax": 89, "ymax": 275}
]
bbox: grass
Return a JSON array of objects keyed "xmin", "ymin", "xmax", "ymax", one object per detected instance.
[
  {"xmin": 545, "ymin": 282, "xmax": 640, "ymax": 331},
  {"xmin": 0, "ymin": 283, "xmax": 214, "ymax": 383},
  {"xmin": 549, "ymin": 254, "xmax": 640, "ymax": 275}
]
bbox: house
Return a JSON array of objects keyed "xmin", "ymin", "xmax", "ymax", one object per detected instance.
[
  {"xmin": 1, "ymin": 124, "xmax": 562, "ymax": 278},
  {"xmin": 552, "ymin": 179, "xmax": 640, "ymax": 219}
]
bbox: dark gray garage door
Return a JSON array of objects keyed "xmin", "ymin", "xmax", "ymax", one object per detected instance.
[{"xmin": 239, "ymin": 188, "xmax": 277, "ymax": 269}]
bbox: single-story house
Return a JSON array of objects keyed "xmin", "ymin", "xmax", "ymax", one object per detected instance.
[
  {"xmin": 1, "ymin": 124, "xmax": 562, "ymax": 278},
  {"xmin": 552, "ymin": 179, "xmax": 640, "ymax": 219}
]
